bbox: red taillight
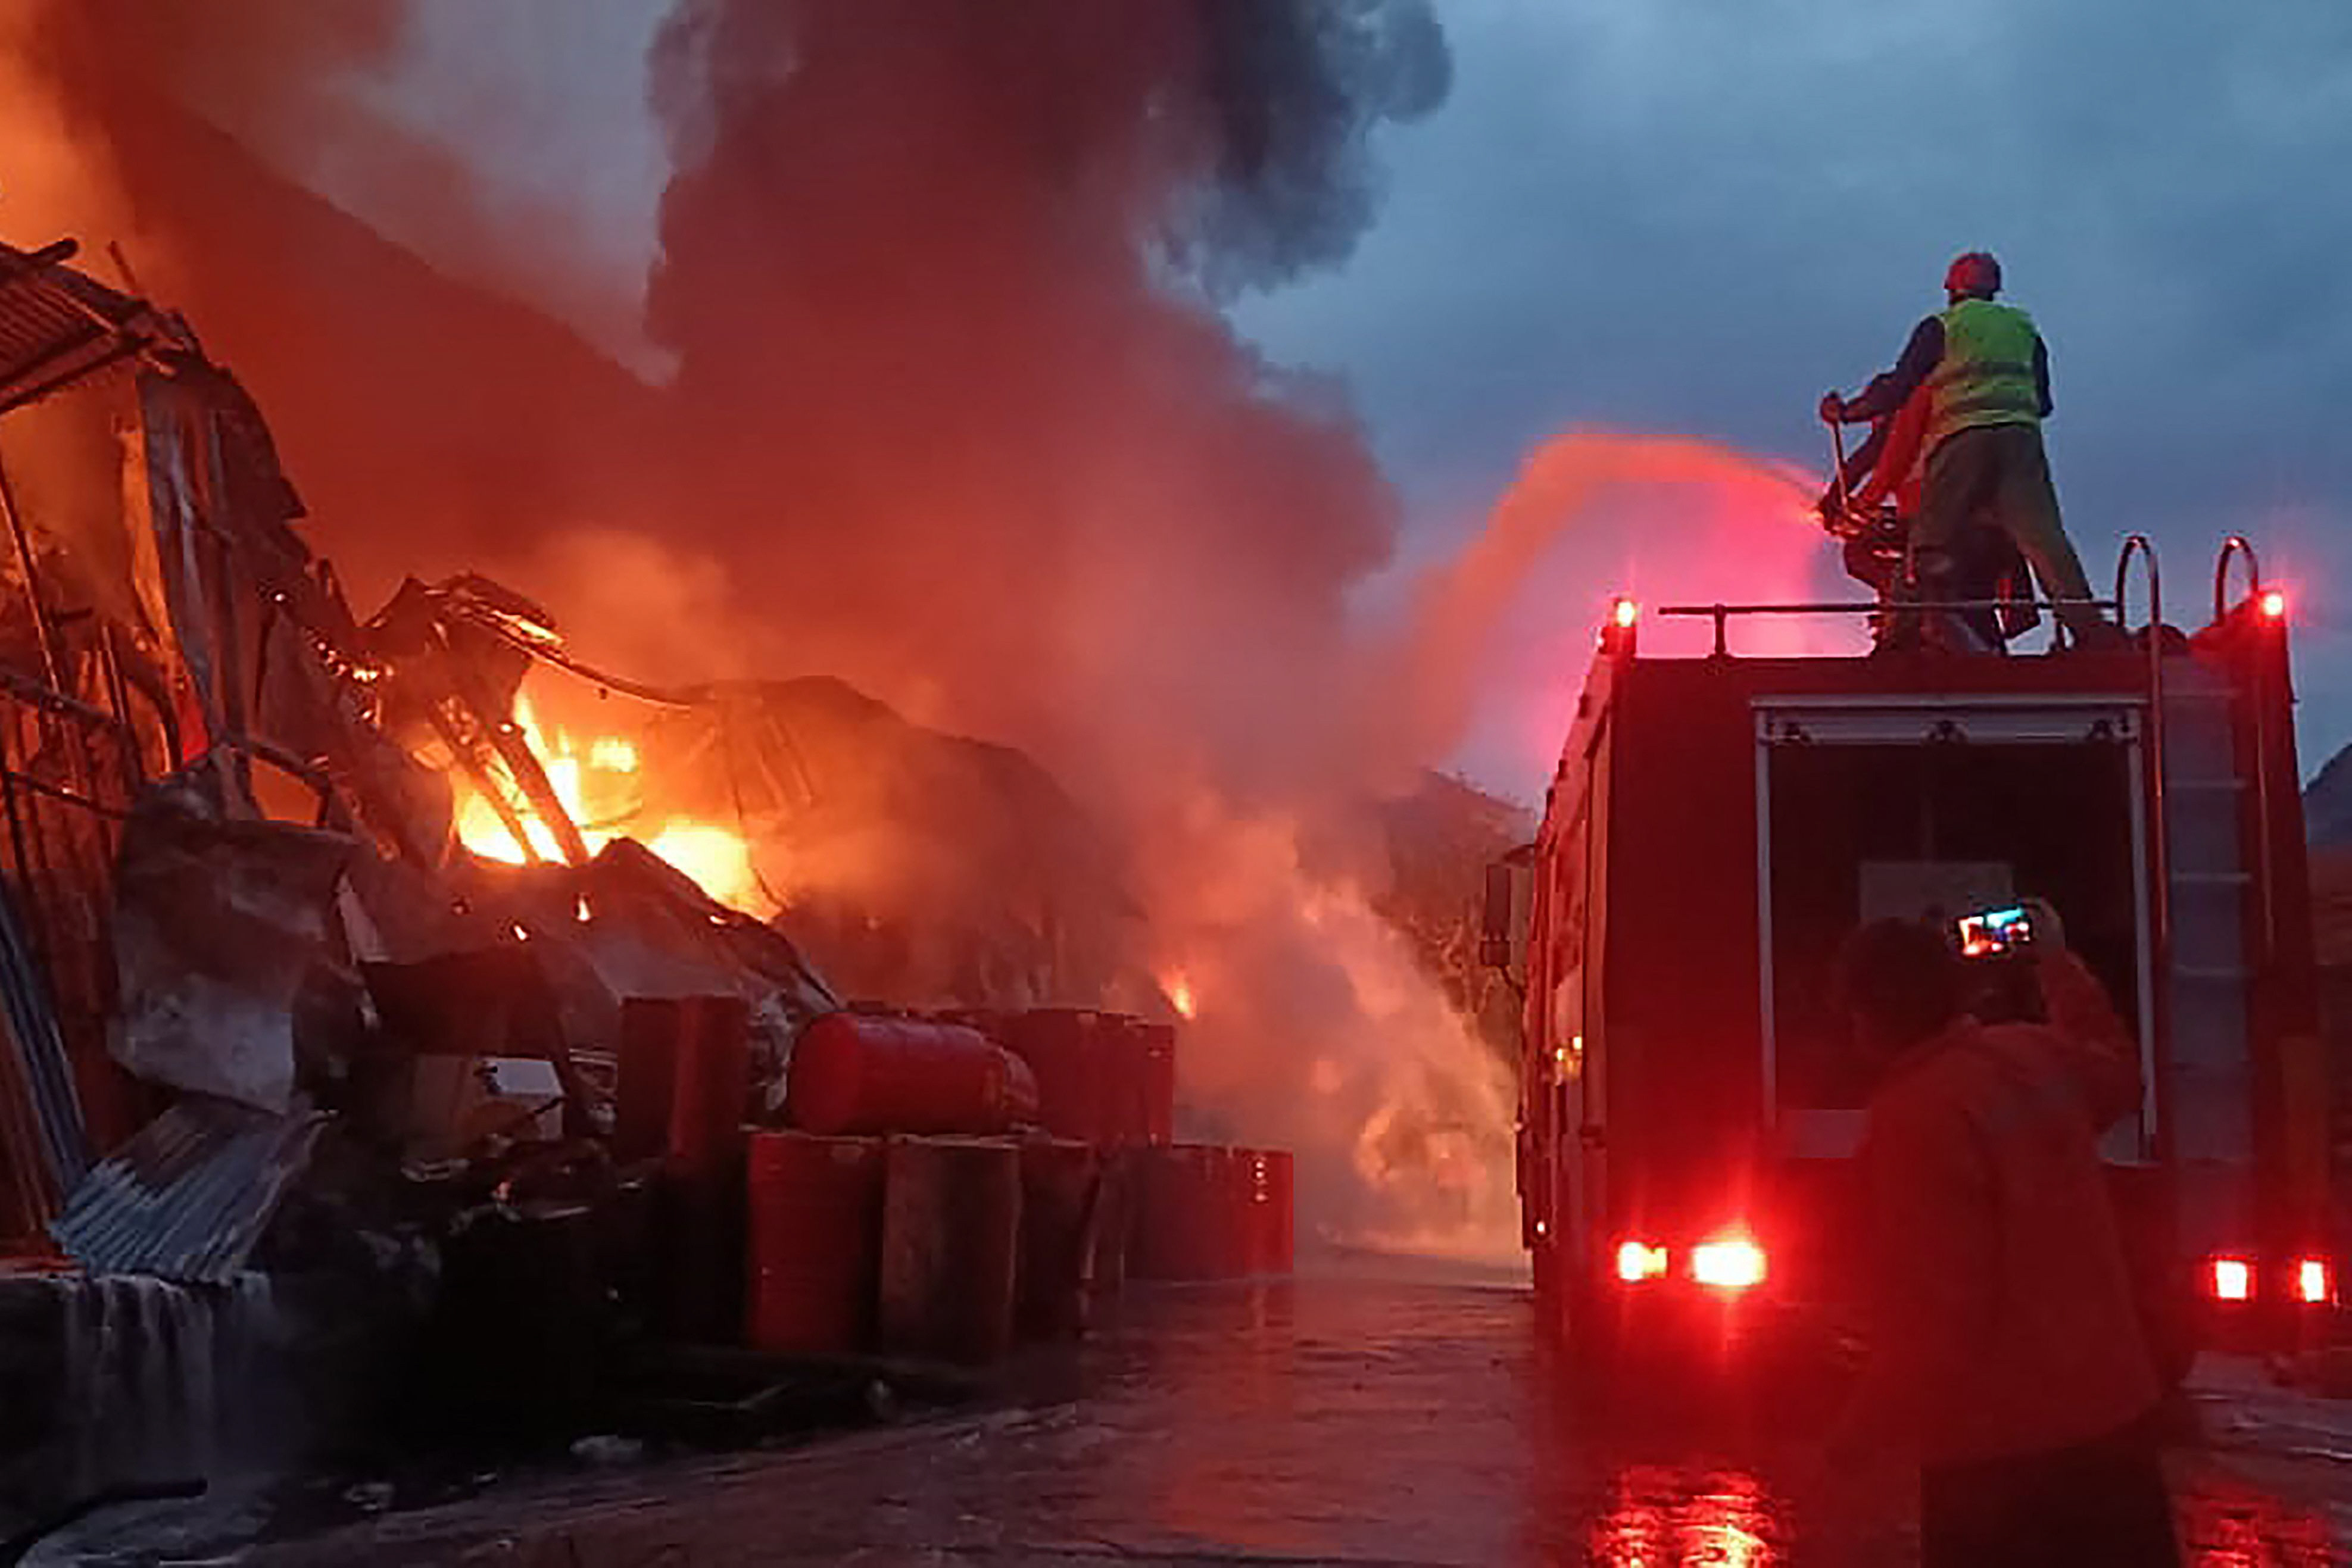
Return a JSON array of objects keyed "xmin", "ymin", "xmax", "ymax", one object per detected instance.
[
  {"xmin": 2210, "ymin": 1257, "xmax": 2253, "ymax": 1302},
  {"xmin": 1615, "ymin": 1239, "xmax": 1668, "ymax": 1283},
  {"xmin": 1599, "ymin": 595, "xmax": 1640, "ymax": 655},
  {"xmin": 2297, "ymin": 1258, "xmax": 2332, "ymax": 1305},
  {"xmin": 1690, "ymin": 1235, "xmax": 1767, "ymax": 1291},
  {"xmin": 2260, "ymin": 588, "xmax": 2288, "ymax": 621}
]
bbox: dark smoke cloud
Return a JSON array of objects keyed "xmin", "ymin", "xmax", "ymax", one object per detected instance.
[
  {"xmin": 1175, "ymin": 0, "xmax": 1451, "ymax": 294},
  {"xmin": 640, "ymin": 0, "xmax": 1450, "ymax": 791},
  {"xmin": 632, "ymin": 0, "xmax": 1487, "ymax": 1241}
]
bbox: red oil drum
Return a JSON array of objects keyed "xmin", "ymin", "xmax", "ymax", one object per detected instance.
[
  {"xmin": 1017, "ymin": 1138, "xmax": 1100, "ymax": 1339},
  {"xmin": 1090, "ymin": 1147, "xmax": 1136, "ymax": 1298},
  {"xmin": 879, "ymin": 1136, "xmax": 1023, "ymax": 1364},
  {"xmin": 744, "ymin": 1132, "xmax": 885, "ymax": 1356},
  {"xmin": 1000, "ymin": 1009, "xmax": 1111, "ymax": 1143},
  {"xmin": 1240, "ymin": 1149, "xmax": 1295, "ymax": 1274},
  {"xmin": 621, "ymin": 997, "xmax": 754, "ymax": 1342},
  {"xmin": 788, "ymin": 1014, "xmax": 1040, "ymax": 1136},
  {"xmin": 1004, "ymin": 1011, "xmax": 1175, "ymax": 1147},
  {"xmin": 613, "ymin": 1012, "xmax": 675, "ymax": 1166},
  {"xmin": 1130, "ymin": 1143, "xmax": 1243, "ymax": 1280},
  {"xmin": 620, "ymin": 995, "xmax": 753, "ymax": 1176},
  {"xmin": 1131, "ymin": 1022, "xmax": 1177, "ymax": 1145}
]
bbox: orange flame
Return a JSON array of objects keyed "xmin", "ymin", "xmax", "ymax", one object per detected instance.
[
  {"xmin": 1164, "ymin": 970, "xmax": 1199, "ymax": 1020},
  {"xmin": 450, "ymin": 694, "xmax": 777, "ymax": 917}
]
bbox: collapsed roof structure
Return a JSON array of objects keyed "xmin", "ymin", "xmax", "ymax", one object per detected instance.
[
  {"xmin": 0, "ymin": 237, "xmax": 856, "ymax": 1257},
  {"xmin": 0, "ymin": 234, "xmax": 1176, "ymax": 1266}
]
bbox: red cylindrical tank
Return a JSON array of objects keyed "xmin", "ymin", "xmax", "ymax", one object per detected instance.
[
  {"xmin": 744, "ymin": 1132, "xmax": 885, "ymax": 1356},
  {"xmin": 1130, "ymin": 1143, "xmax": 1243, "ymax": 1281},
  {"xmin": 1241, "ymin": 1149, "xmax": 1295, "ymax": 1274},
  {"xmin": 879, "ymin": 1136, "xmax": 1022, "ymax": 1365},
  {"xmin": 787, "ymin": 1014, "xmax": 1039, "ymax": 1137},
  {"xmin": 1017, "ymin": 1138, "xmax": 1100, "ymax": 1340}
]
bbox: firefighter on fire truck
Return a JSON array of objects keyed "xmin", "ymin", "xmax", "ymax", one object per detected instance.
[
  {"xmin": 1817, "ymin": 382, "xmax": 2038, "ymax": 654},
  {"xmin": 1820, "ymin": 250, "xmax": 2125, "ymax": 651}
]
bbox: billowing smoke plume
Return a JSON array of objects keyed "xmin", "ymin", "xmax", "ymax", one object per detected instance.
[
  {"xmin": 637, "ymin": 0, "xmax": 1447, "ymax": 779},
  {"xmin": 628, "ymin": 2, "xmax": 1498, "ymax": 1248}
]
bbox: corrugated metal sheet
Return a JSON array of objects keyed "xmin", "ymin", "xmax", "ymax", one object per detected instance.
[
  {"xmin": 0, "ymin": 239, "xmax": 155, "ymax": 414},
  {"xmin": 0, "ymin": 874, "xmax": 88, "ymax": 1232},
  {"xmin": 49, "ymin": 1098, "xmax": 327, "ymax": 1283}
]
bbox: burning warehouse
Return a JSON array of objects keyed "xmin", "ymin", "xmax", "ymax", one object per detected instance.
[
  {"xmin": 0, "ymin": 230, "xmax": 1233, "ymax": 1533},
  {"xmin": 0, "ymin": 102, "xmax": 1511, "ymax": 1568},
  {"xmin": 0, "ymin": 0, "xmax": 1549, "ymax": 1548}
]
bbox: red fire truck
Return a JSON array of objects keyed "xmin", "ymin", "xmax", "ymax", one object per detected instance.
[{"xmin": 1488, "ymin": 538, "xmax": 2332, "ymax": 1371}]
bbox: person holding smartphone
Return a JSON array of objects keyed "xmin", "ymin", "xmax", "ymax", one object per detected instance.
[{"xmin": 1825, "ymin": 901, "xmax": 2179, "ymax": 1566}]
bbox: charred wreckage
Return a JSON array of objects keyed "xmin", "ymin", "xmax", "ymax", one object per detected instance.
[{"xmin": 0, "ymin": 238, "xmax": 1287, "ymax": 1542}]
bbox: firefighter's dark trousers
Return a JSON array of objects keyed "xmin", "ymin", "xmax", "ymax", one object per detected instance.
[
  {"xmin": 1915, "ymin": 423, "xmax": 2112, "ymax": 648},
  {"xmin": 1919, "ymin": 1411, "xmax": 2181, "ymax": 1567}
]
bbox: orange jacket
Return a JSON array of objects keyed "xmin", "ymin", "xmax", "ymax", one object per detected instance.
[
  {"xmin": 1852, "ymin": 384, "xmax": 1932, "ymax": 516},
  {"xmin": 1848, "ymin": 950, "xmax": 2159, "ymax": 1465}
]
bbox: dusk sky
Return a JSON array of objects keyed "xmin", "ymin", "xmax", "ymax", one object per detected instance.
[
  {"xmin": 1235, "ymin": 2, "xmax": 2352, "ymax": 765},
  {"xmin": 327, "ymin": 1, "xmax": 2352, "ymax": 776}
]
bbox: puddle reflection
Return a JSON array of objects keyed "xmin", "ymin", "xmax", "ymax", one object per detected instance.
[
  {"xmin": 2176, "ymin": 1470, "xmax": 2338, "ymax": 1567},
  {"xmin": 1586, "ymin": 1465, "xmax": 1782, "ymax": 1566}
]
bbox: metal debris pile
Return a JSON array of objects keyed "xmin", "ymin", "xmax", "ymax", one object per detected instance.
[
  {"xmin": 0, "ymin": 239, "xmax": 936, "ymax": 1536},
  {"xmin": 0, "ymin": 239, "xmax": 1274, "ymax": 1558}
]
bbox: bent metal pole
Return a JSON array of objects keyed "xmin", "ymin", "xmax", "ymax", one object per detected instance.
[{"xmin": 0, "ymin": 451, "xmax": 64, "ymax": 691}]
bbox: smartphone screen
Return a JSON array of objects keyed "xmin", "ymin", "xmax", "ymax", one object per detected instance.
[{"xmin": 1956, "ymin": 904, "xmax": 2034, "ymax": 958}]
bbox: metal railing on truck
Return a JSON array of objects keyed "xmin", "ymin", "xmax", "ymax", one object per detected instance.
[{"xmin": 1658, "ymin": 593, "xmax": 2125, "ymax": 658}]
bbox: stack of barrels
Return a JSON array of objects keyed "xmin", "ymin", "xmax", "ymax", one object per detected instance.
[{"xmin": 736, "ymin": 1006, "xmax": 1293, "ymax": 1367}]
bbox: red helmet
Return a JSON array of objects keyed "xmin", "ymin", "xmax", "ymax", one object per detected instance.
[{"xmin": 1945, "ymin": 251, "xmax": 2002, "ymax": 297}]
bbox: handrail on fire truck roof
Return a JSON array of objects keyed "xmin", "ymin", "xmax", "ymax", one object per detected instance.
[
  {"xmin": 1654, "ymin": 596, "xmax": 2124, "ymax": 660},
  {"xmin": 2213, "ymin": 536, "xmax": 2263, "ymax": 627}
]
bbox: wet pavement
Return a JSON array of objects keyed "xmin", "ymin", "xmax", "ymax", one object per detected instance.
[{"xmin": 42, "ymin": 1264, "xmax": 2352, "ymax": 1565}]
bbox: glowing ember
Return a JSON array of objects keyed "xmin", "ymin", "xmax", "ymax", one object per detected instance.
[{"xmin": 448, "ymin": 694, "xmax": 778, "ymax": 917}]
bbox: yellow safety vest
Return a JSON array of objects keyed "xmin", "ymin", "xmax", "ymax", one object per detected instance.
[{"xmin": 1925, "ymin": 299, "xmax": 2042, "ymax": 453}]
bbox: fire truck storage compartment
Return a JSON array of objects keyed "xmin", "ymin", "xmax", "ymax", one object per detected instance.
[{"xmin": 1757, "ymin": 699, "xmax": 2153, "ymax": 1141}]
